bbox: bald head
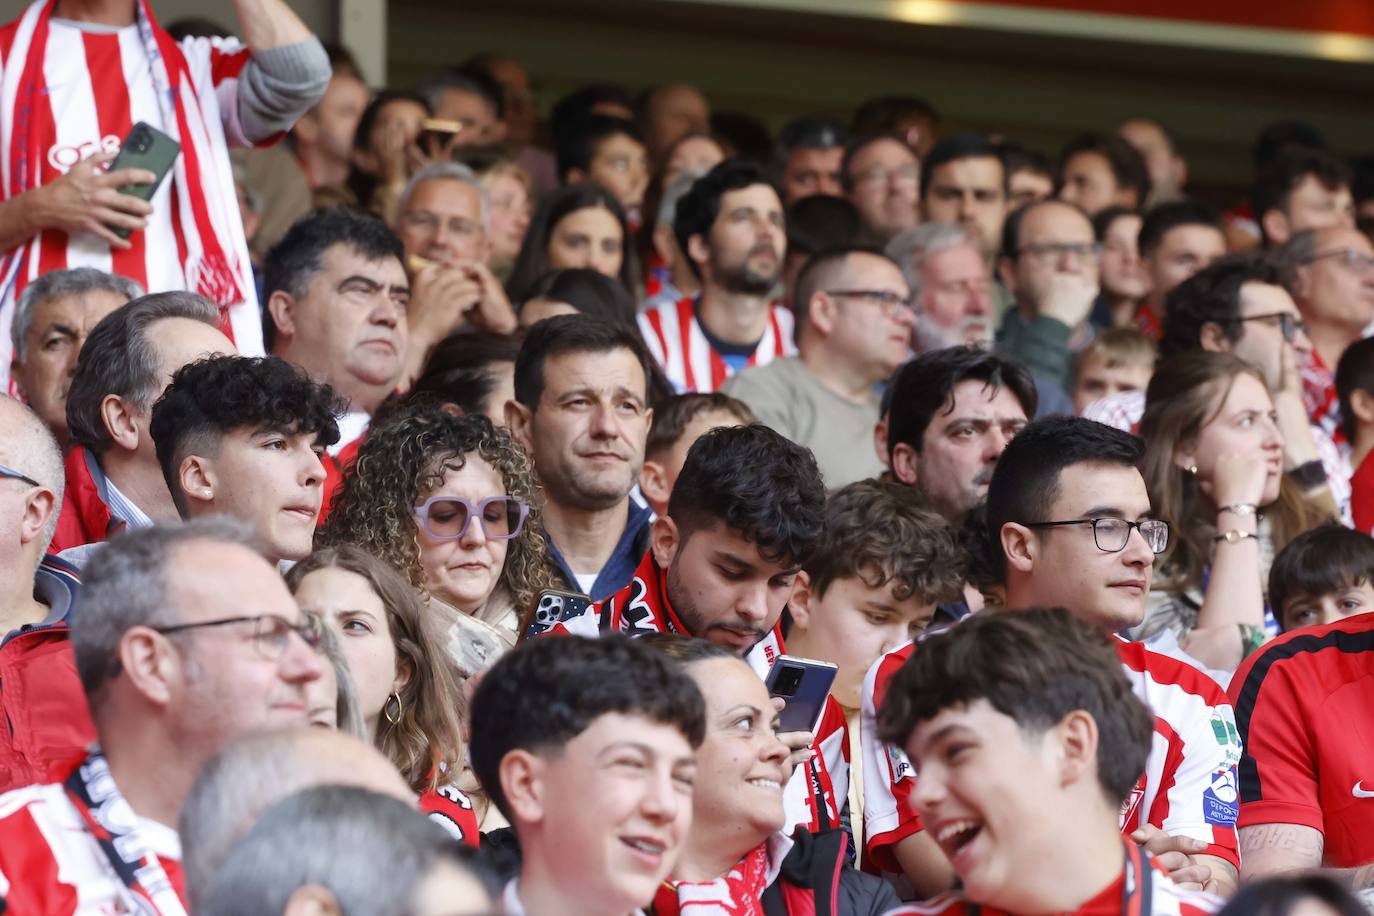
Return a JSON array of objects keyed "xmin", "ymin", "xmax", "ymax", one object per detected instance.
[
  {"xmin": 180, "ymin": 727, "xmax": 413, "ymax": 910},
  {"xmin": 0, "ymin": 395, "xmax": 65, "ymax": 557}
]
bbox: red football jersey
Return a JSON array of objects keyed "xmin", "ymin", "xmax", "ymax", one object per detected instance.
[
  {"xmin": 861, "ymin": 635, "xmax": 1241, "ymax": 874},
  {"xmin": 1229, "ymin": 611, "xmax": 1374, "ymax": 867}
]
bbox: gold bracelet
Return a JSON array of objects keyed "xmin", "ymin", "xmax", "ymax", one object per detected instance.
[{"xmin": 1214, "ymin": 529, "xmax": 1258, "ymax": 544}]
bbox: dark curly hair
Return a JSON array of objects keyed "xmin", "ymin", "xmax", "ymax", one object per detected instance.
[
  {"xmin": 669, "ymin": 424, "xmax": 825, "ymax": 570},
  {"xmin": 806, "ymin": 479, "xmax": 966, "ymax": 606},
  {"xmin": 317, "ymin": 405, "xmax": 555, "ymax": 611},
  {"xmin": 877, "ymin": 607, "xmax": 1153, "ymax": 806},
  {"xmin": 150, "ymin": 356, "xmax": 346, "ymax": 517},
  {"xmin": 673, "ymin": 158, "xmax": 779, "ymax": 279},
  {"xmin": 1159, "ymin": 252, "xmax": 1288, "ymax": 361},
  {"xmin": 470, "ymin": 635, "xmax": 706, "ymax": 822}
]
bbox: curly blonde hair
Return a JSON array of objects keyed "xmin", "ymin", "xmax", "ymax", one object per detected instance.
[{"xmin": 317, "ymin": 407, "xmax": 555, "ymax": 611}]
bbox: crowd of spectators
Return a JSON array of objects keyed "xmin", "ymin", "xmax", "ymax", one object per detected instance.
[{"xmin": 2, "ymin": 0, "xmax": 1374, "ymax": 913}]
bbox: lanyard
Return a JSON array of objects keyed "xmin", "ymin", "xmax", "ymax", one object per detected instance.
[{"xmin": 61, "ymin": 750, "xmax": 188, "ymax": 916}]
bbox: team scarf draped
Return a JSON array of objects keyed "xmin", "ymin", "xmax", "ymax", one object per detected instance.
[
  {"xmin": 650, "ymin": 833, "xmax": 791, "ymax": 916},
  {"xmin": 61, "ymin": 747, "xmax": 188, "ymax": 915},
  {"xmin": 1, "ymin": 0, "xmax": 249, "ymax": 313}
]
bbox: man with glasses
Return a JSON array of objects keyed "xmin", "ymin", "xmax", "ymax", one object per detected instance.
[
  {"xmin": 843, "ymin": 134, "xmax": 921, "ymax": 244},
  {"xmin": 640, "ymin": 159, "xmax": 795, "ymax": 394},
  {"xmin": 507, "ymin": 315, "xmax": 655, "ymax": 601},
  {"xmin": 1285, "ymin": 226, "xmax": 1374, "ymax": 447},
  {"xmin": 0, "ymin": 396, "xmax": 93, "ymax": 793},
  {"xmin": 150, "ymin": 355, "xmax": 345, "ymax": 568},
  {"xmin": 395, "ymin": 163, "xmax": 518, "ymax": 389},
  {"xmin": 996, "ymin": 199, "xmax": 1101, "ymax": 400},
  {"xmin": 723, "ymin": 247, "xmax": 912, "ymax": 487},
  {"xmin": 859, "ymin": 416, "xmax": 1242, "ymax": 899},
  {"xmin": 1086, "ymin": 253, "xmax": 1345, "ymax": 520},
  {"xmin": 0, "ymin": 518, "xmax": 323, "ymax": 912}
]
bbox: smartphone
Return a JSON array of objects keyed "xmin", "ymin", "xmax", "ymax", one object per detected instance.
[
  {"xmin": 107, "ymin": 122, "xmax": 180, "ymax": 240},
  {"xmin": 417, "ymin": 117, "xmax": 462, "ymax": 152},
  {"xmin": 520, "ymin": 588, "xmax": 592, "ymax": 641},
  {"xmin": 765, "ymin": 655, "xmax": 838, "ymax": 734}
]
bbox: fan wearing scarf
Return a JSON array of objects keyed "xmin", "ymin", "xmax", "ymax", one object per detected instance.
[
  {"xmin": 644, "ymin": 636, "xmax": 900, "ymax": 916},
  {"xmin": 541, "ymin": 424, "xmax": 850, "ymax": 837},
  {"xmin": 0, "ymin": 518, "xmax": 324, "ymax": 914},
  {"xmin": 0, "ymin": 0, "xmax": 331, "ymax": 390},
  {"xmin": 468, "ymin": 634, "xmax": 706, "ymax": 916},
  {"xmin": 879, "ymin": 609, "xmax": 1220, "ymax": 916}
]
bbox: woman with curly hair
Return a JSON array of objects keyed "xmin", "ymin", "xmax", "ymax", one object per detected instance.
[
  {"xmin": 287, "ymin": 546, "xmax": 495, "ymax": 840},
  {"xmin": 317, "ymin": 406, "xmax": 556, "ymax": 678}
]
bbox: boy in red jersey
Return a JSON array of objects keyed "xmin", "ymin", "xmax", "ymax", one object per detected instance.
[
  {"xmin": 860, "ymin": 416, "xmax": 1240, "ymax": 899},
  {"xmin": 879, "ymin": 608, "xmax": 1220, "ymax": 916}
]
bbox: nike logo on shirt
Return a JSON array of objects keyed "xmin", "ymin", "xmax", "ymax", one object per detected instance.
[{"xmin": 1354, "ymin": 781, "xmax": 1374, "ymax": 799}]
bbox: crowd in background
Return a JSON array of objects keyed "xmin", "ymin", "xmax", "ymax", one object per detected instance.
[{"xmin": 1, "ymin": 0, "xmax": 1374, "ymax": 913}]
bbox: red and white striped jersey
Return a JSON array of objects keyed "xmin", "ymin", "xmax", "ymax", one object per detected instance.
[
  {"xmin": 637, "ymin": 295, "xmax": 796, "ymax": 394},
  {"xmin": 0, "ymin": 781, "xmax": 187, "ymax": 914},
  {"xmin": 0, "ymin": 0, "xmax": 265, "ymax": 392},
  {"xmin": 861, "ymin": 635, "xmax": 1241, "ymax": 874},
  {"xmin": 884, "ymin": 842, "xmax": 1221, "ymax": 915}
]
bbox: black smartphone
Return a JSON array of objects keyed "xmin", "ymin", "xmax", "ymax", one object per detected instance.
[
  {"xmin": 107, "ymin": 122, "xmax": 180, "ymax": 240},
  {"xmin": 520, "ymin": 588, "xmax": 592, "ymax": 641},
  {"xmin": 765, "ymin": 655, "xmax": 838, "ymax": 733}
]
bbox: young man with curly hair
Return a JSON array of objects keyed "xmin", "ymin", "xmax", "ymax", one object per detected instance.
[
  {"xmin": 785, "ymin": 480, "xmax": 966, "ymax": 864},
  {"xmin": 150, "ymin": 355, "xmax": 345, "ymax": 566},
  {"xmin": 541, "ymin": 423, "xmax": 845, "ymax": 836}
]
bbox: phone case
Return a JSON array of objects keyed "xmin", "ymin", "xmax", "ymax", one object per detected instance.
[
  {"xmin": 108, "ymin": 122, "xmax": 181, "ymax": 240},
  {"xmin": 520, "ymin": 589, "xmax": 592, "ymax": 641},
  {"xmin": 766, "ymin": 656, "xmax": 838, "ymax": 733}
]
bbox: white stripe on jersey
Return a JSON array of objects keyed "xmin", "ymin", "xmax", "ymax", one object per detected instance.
[{"xmin": 45, "ymin": 22, "xmax": 113, "ymax": 275}]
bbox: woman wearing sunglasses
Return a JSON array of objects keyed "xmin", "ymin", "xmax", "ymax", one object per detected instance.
[
  {"xmin": 1137, "ymin": 351, "xmax": 1331, "ymax": 674},
  {"xmin": 318, "ymin": 406, "xmax": 556, "ymax": 679}
]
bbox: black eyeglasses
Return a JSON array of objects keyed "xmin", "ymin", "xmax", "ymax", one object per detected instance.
[
  {"xmin": 153, "ymin": 614, "xmax": 322, "ymax": 660},
  {"xmin": 1023, "ymin": 517, "xmax": 1170, "ymax": 554},
  {"xmin": 1225, "ymin": 311, "xmax": 1307, "ymax": 344},
  {"xmin": 824, "ymin": 289, "xmax": 915, "ymax": 317},
  {"xmin": 0, "ymin": 464, "xmax": 41, "ymax": 487},
  {"xmin": 414, "ymin": 495, "xmax": 530, "ymax": 543},
  {"xmin": 1309, "ymin": 248, "xmax": 1374, "ymax": 273}
]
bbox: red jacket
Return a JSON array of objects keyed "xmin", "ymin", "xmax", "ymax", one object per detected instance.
[
  {"xmin": 50, "ymin": 447, "xmax": 117, "ymax": 554},
  {"xmin": 0, "ymin": 555, "xmax": 96, "ymax": 792}
]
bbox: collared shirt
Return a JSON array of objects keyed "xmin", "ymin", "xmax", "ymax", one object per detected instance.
[
  {"xmin": 103, "ymin": 472, "xmax": 154, "ymax": 531},
  {"xmin": 544, "ymin": 491, "xmax": 654, "ymax": 602}
]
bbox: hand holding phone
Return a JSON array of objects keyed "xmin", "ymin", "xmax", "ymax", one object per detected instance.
[
  {"xmin": 520, "ymin": 588, "xmax": 592, "ymax": 641},
  {"xmin": 106, "ymin": 122, "xmax": 180, "ymax": 240},
  {"xmin": 766, "ymin": 655, "xmax": 838, "ymax": 734}
]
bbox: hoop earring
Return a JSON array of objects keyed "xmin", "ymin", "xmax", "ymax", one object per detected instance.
[{"xmin": 384, "ymin": 692, "xmax": 404, "ymax": 725}]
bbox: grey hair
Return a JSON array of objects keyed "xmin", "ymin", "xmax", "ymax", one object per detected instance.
[
  {"xmin": 656, "ymin": 169, "xmax": 705, "ymax": 229},
  {"xmin": 65, "ymin": 291, "xmax": 221, "ymax": 455},
  {"xmin": 11, "ymin": 267, "xmax": 142, "ymax": 364},
  {"xmin": 0, "ymin": 395, "xmax": 66, "ymax": 551},
  {"xmin": 313, "ymin": 615, "xmax": 369, "ymax": 739},
  {"xmin": 200, "ymin": 786, "xmax": 488, "ymax": 916},
  {"xmin": 885, "ymin": 222, "xmax": 978, "ymax": 306},
  {"xmin": 70, "ymin": 517, "xmax": 259, "ymax": 709},
  {"xmin": 1276, "ymin": 228, "xmax": 1317, "ymax": 276},
  {"xmin": 398, "ymin": 161, "xmax": 490, "ymax": 233},
  {"xmin": 180, "ymin": 729, "xmax": 396, "ymax": 912}
]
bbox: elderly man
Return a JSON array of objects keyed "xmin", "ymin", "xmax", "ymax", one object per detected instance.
[
  {"xmin": 395, "ymin": 162, "xmax": 517, "ymax": 386},
  {"xmin": 0, "ymin": 396, "xmax": 93, "ymax": 792},
  {"xmin": 9, "ymin": 268, "xmax": 141, "ymax": 448},
  {"xmin": 0, "ymin": 0, "xmax": 331, "ymax": 387},
  {"xmin": 0, "ymin": 518, "xmax": 323, "ymax": 912}
]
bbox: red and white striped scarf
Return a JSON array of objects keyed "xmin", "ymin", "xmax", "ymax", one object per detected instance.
[{"xmin": 0, "ymin": 0, "xmax": 258, "ymax": 371}]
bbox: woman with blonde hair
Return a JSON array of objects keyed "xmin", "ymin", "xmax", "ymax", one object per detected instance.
[
  {"xmin": 287, "ymin": 545, "xmax": 495, "ymax": 841},
  {"xmin": 317, "ymin": 406, "xmax": 556, "ymax": 678},
  {"xmin": 1138, "ymin": 351, "xmax": 1331, "ymax": 672}
]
